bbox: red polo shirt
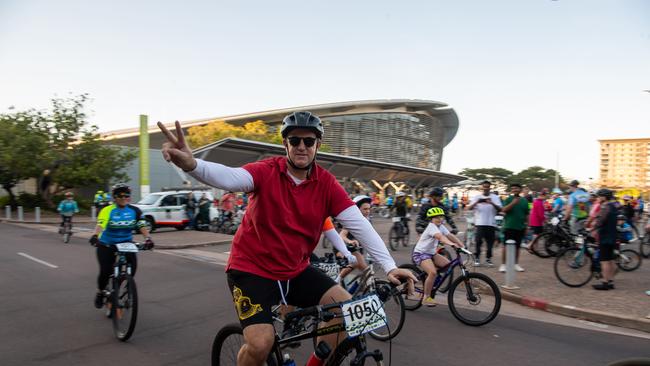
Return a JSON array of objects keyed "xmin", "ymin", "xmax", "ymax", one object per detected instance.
[{"xmin": 226, "ymin": 157, "xmax": 353, "ymax": 280}]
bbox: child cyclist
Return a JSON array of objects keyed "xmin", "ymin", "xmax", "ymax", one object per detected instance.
[{"xmin": 412, "ymin": 207, "xmax": 465, "ymax": 306}]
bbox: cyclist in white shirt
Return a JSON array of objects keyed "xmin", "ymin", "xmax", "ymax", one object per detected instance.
[{"xmin": 412, "ymin": 207, "xmax": 465, "ymax": 306}]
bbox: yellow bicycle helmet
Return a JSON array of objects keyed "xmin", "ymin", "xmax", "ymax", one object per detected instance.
[{"xmin": 426, "ymin": 207, "xmax": 445, "ymax": 218}]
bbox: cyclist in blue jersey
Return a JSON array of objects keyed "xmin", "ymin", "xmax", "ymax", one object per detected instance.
[
  {"xmin": 89, "ymin": 183, "xmax": 154, "ymax": 308},
  {"xmin": 57, "ymin": 192, "xmax": 79, "ymax": 234}
]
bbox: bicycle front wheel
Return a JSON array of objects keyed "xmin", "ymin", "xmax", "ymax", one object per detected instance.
[
  {"xmin": 368, "ymin": 280, "xmax": 405, "ymax": 341},
  {"xmin": 398, "ymin": 264, "xmax": 423, "ymax": 311},
  {"xmin": 111, "ymin": 275, "xmax": 138, "ymax": 341},
  {"xmin": 616, "ymin": 249, "xmax": 642, "ymax": 271},
  {"xmin": 212, "ymin": 323, "xmax": 280, "ymax": 366},
  {"xmin": 326, "ymin": 336, "xmax": 371, "ymax": 366},
  {"xmin": 554, "ymin": 247, "xmax": 593, "ymax": 287},
  {"xmin": 447, "ymin": 272, "xmax": 501, "ymax": 326}
]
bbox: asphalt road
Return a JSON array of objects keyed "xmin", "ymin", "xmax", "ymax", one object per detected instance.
[{"xmin": 1, "ymin": 222, "xmax": 649, "ymax": 366}]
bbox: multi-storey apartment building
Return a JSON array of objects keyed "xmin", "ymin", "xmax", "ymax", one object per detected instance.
[{"xmin": 599, "ymin": 138, "xmax": 650, "ymax": 189}]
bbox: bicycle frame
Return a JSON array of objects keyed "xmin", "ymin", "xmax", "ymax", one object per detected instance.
[{"xmin": 411, "ymin": 248, "xmax": 470, "ymax": 296}]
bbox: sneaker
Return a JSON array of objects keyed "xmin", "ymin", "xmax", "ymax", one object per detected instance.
[
  {"xmin": 608, "ymin": 282, "xmax": 615, "ymax": 290},
  {"xmin": 421, "ymin": 296, "xmax": 437, "ymax": 307},
  {"xmin": 645, "ymin": 290, "xmax": 650, "ymax": 296},
  {"xmin": 94, "ymin": 292, "xmax": 104, "ymax": 309},
  {"xmin": 498, "ymin": 264, "xmax": 506, "ymax": 273},
  {"xmin": 485, "ymin": 259, "xmax": 494, "ymax": 267},
  {"xmin": 474, "ymin": 260, "xmax": 481, "ymax": 267},
  {"xmin": 515, "ymin": 264, "xmax": 525, "ymax": 272},
  {"xmin": 592, "ymin": 282, "xmax": 610, "ymax": 291}
]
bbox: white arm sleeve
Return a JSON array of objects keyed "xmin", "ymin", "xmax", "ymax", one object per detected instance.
[
  {"xmin": 323, "ymin": 228, "xmax": 357, "ymax": 265},
  {"xmin": 335, "ymin": 206, "xmax": 397, "ymax": 274},
  {"xmin": 187, "ymin": 159, "xmax": 255, "ymax": 192}
]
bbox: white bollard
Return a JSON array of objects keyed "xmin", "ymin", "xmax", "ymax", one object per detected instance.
[
  {"xmin": 17, "ymin": 206, "xmax": 24, "ymax": 221},
  {"xmin": 35, "ymin": 207, "xmax": 41, "ymax": 223},
  {"xmin": 502, "ymin": 239, "xmax": 520, "ymax": 290},
  {"xmin": 5, "ymin": 205, "xmax": 10, "ymax": 220},
  {"xmin": 91, "ymin": 206, "xmax": 97, "ymax": 220}
]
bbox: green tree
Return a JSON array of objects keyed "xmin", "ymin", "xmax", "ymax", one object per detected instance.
[
  {"xmin": 510, "ymin": 166, "xmax": 564, "ymax": 192},
  {"xmin": 457, "ymin": 167, "xmax": 514, "ymax": 185},
  {"xmin": 0, "ymin": 110, "xmax": 50, "ymax": 207},
  {"xmin": 0, "ymin": 95, "xmax": 137, "ymax": 207}
]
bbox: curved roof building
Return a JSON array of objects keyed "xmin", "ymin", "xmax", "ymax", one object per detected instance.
[{"xmin": 102, "ymin": 99, "xmax": 459, "ymax": 171}]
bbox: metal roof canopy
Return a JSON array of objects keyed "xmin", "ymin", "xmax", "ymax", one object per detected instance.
[{"xmin": 193, "ymin": 138, "xmax": 465, "ymax": 188}]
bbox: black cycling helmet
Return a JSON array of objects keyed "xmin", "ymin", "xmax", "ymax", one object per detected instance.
[
  {"xmin": 280, "ymin": 111, "xmax": 324, "ymax": 139},
  {"xmin": 569, "ymin": 179, "xmax": 580, "ymax": 187},
  {"xmin": 616, "ymin": 214, "xmax": 626, "ymax": 220},
  {"xmin": 596, "ymin": 188, "xmax": 613, "ymax": 199},
  {"xmin": 111, "ymin": 183, "xmax": 131, "ymax": 196},
  {"xmin": 429, "ymin": 187, "xmax": 445, "ymax": 197}
]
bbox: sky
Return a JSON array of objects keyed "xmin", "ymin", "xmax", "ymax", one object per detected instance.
[{"xmin": 1, "ymin": 0, "xmax": 649, "ymax": 181}]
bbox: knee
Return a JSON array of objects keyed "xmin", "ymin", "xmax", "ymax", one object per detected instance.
[{"xmin": 243, "ymin": 333, "xmax": 275, "ymax": 361}]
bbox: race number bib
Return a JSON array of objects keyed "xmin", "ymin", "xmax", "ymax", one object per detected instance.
[
  {"xmin": 115, "ymin": 242, "xmax": 139, "ymax": 253},
  {"xmin": 341, "ymin": 294, "xmax": 387, "ymax": 337},
  {"xmin": 392, "ymin": 217, "xmax": 401, "ymax": 223},
  {"xmin": 313, "ymin": 262, "xmax": 340, "ymax": 281}
]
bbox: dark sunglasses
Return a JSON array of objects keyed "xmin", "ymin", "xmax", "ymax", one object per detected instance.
[
  {"xmin": 287, "ymin": 136, "xmax": 317, "ymax": 148},
  {"xmin": 115, "ymin": 194, "xmax": 131, "ymax": 199}
]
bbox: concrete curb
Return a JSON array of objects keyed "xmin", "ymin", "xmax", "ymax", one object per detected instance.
[
  {"xmin": 500, "ymin": 290, "xmax": 650, "ymax": 333},
  {"xmin": 156, "ymin": 240, "xmax": 232, "ymax": 250}
]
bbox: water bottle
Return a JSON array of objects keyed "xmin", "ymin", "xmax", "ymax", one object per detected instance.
[
  {"xmin": 306, "ymin": 341, "xmax": 332, "ymax": 366},
  {"xmin": 283, "ymin": 353, "xmax": 296, "ymax": 366},
  {"xmin": 348, "ymin": 280, "xmax": 359, "ymax": 294}
]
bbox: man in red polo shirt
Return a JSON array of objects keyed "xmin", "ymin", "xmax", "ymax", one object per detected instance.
[{"xmin": 159, "ymin": 112, "xmax": 415, "ymax": 366}]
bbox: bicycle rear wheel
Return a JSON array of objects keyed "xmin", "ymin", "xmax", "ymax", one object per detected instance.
[
  {"xmin": 529, "ymin": 233, "xmax": 552, "ymax": 258},
  {"xmin": 616, "ymin": 249, "xmax": 642, "ymax": 271},
  {"xmin": 640, "ymin": 235, "xmax": 650, "ymax": 258},
  {"xmin": 544, "ymin": 233, "xmax": 570, "ymax": 257},
  {"xmin": 397, "ymin": 264, "xmax": 423, "ymax": 311},
  {"xmin": 111, "ymin": 275, "xmax": 138, "ymax": 341},
  {"xmin": 211, "ymin": 323, "xmax": 280, "ymax": 366},
  {"xmin": 554, "ymin": 247, "xmax": 593, "ymax": 287},
  {"xmin": 388, "ymin": 226, "xmax": 400, "ymax": 251},
  {"xmin": 447, "ymin": 272, "xmax": 501, "ymax": 326},
  {"xmin": 368, "ymin": 280, "xmax": 405, "ymax": 341}
]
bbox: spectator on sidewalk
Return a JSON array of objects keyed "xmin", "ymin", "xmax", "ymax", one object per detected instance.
[
  {"xmin": 636, "ymin": 196, "xmax": 644, "ymax": 221},
  {"xmin": 500, "ymin": 183, "xmax": 529, "ymax": 272},
  {"xmin": 220, "ymin": 191, "xmax": 237, "ymax": 219},
  {"xmin": 186, "ymin": 192, "xmax": 197, "ymax": 229},
  {"xmin": 529, "ymin": 189, "xmax": 548, "ymax": 242},
  {"xmin": 196, "ymin": 193, "xmax": 211, "ymax": 230},
  {"xmin": 592, "ymin": 189, "xmax": 619, "ymax": 290},
  {"xmin": 467, "ymin": 181, "xmax": 502, "ymax": 267}
]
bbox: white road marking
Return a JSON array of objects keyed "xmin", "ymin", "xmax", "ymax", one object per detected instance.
[{"xmin": 17, "ymin": 252, "xmax": 59, "ymax": 268}]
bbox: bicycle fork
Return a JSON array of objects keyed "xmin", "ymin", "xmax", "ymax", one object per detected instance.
[{"xmin": 352, "ymin": 349, "xmax": 383, "ymax": 366}]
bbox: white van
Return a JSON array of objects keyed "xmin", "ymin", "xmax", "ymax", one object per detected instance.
[{"xmin": 134, "ymin": 189, "xmax": 219, "ymax": 232}]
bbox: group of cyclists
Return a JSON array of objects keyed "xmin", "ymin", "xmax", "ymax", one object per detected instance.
[{"xmin": 76, "ymin": 109, "xmax": 645, "ymax": 365}]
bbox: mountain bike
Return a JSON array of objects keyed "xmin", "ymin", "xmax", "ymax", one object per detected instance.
[
  {"xmin": 312, "ymin": 254, "xmax": 405, "ymax": 341},
  {"xmin": 388, "ymin": 216, "xmax": 410, "ymax": 251},
  {"xmin": 398, "ymin": 246, "xmax": 501, "ymax": 326},
  {"xmin": 99, "ymin": 242, "xmax": 152, "ymax": 341},
  {"xmin": 212, "ymin": 292, "xmax": 390, "ymax": 365},
  {"xmin": 554, "ymin": 233, "xmax": 642, "ymax": 288},
  {"xmin": 59, "ymin": 216, "xmax": 73, "ymax": 243}
]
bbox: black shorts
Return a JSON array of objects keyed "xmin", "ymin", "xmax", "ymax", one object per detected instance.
[
  {"xmin": 599, "ymin": 243, "xmax": 615, "ymax": 261},
  {"xmin": 504, "ymin": 229, "xmax": 525, "ymax": 245},
  {"xmin": 226, "ymin": 266, "xmax": 337, "ymax": 328},
  {"xmin": 531, "ymin": 226, "xmax": 543, "ymax": 235}
]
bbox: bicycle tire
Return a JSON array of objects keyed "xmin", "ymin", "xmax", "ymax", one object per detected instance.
[
  {"xmin": 529, "ymin": 233, "xmax": 552, "ymax": 258},
  {"xmin": 388, "ymin": 226, "xmax": 399, "ymax": 251},
  {"xmin": 211, "ymin": 323, "xmax": 280, "ymax": 366},
  {"xmin": 640, "ymin": 235, "xmax": 650, "ymax": 258},
  {"xmin": 544, "ymin": 233, "xmax": 570, "ymax": 257},
  {"xmin": 397, "ymin": 264, "xmax": 423, "ymax": 311},
  {"xmin": 447, "ymin": 272, "xmax": 501, "ymax": 326},
  {"xmin": 368, "ymin": 280, "xmax": 405, "ymax": 341},
  {"xmin": 111, "ymin": 275, "xmax": 138, "ymax": 341},
  {"xmin": 326, "ymin": 336, "xmax": 368, "ymax": 366},
  {"xmin": 553, "ymin": 247, "xmax": 593, "ymax": 288},
  {"xmin": 616, "ymin": 248, "xmax": 642, "ymax": 272}
]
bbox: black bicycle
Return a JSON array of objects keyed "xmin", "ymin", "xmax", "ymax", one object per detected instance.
[
  {"xmin": 99, "ymin": 242, "xmax": 151, "ymax": 341},
  {"xmin": 60, "ymin": 216, "xmax": 73, "ymax": 243},
  {"xmin": 398, "ymin": 246, "xmax": 501, "ymax": 326},
  {"xmin": 388, "ymin": 216, "xmax": 410, "ymax": 251},
  {"xmin": 212, "ymin": 291, "xmax": 391, "ymax": 365}
]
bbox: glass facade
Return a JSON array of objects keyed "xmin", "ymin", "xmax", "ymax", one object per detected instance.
[{"xmin": 321, "ymin": 113, "xmax": 446, "ymax": 170}]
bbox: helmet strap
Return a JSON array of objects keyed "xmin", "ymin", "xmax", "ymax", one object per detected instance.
[{"xmin": 284, "ymin": 145, "xmax": 317, "ymax": 175}]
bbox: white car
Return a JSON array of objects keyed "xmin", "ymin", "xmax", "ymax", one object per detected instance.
[{"xmin": 134, "ymin": 190, "xmax": 219, "ymax": 232}]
